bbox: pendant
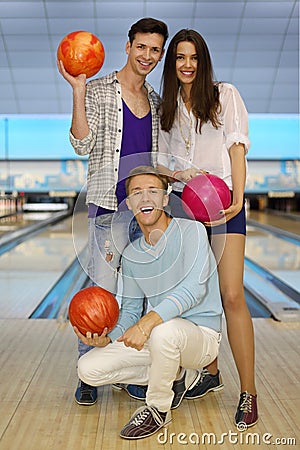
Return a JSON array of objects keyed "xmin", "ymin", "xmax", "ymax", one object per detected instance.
[{"xmin": 185, "ymin": 141, "xmax": 190, "ymax": 155}]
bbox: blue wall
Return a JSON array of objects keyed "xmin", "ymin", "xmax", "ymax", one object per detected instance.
[
  {"xmin": 0, "ymin": 115, "xmax": 76, "ymax": 160},
  {"xmin": 0, "ymin": 114, "xmax": 299, "ymax": 193},
  {"xmin": 248, "ymin": 114, "xmax": 299, "ymax": 160},
  {"xmin": 0, "ymin": 114, "xmax": 299, "ymax": 161}
]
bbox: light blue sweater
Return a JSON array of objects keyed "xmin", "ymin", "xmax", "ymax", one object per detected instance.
[{"xmin": 108, "ymin": 218, "xmax": 223, "ymax": 341}]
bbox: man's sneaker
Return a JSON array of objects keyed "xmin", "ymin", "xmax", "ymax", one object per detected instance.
[
  {"xmin": 75, "ymin": 381, "xmax": 97, "ymax": 405},
  {"xmin": 112, "ymin": 383, "xmax": 147, "ymax": 401},
  {"xmin": 235, "ymin": 391, "xmax": 258, "ymax": 428},
  {"xmin": 120, "ymin": 405, "xmax": 171, "ymax": 440},
  {"xmin": 184, "ymin": 368, "xmax": 224, "ymax": 399},
  {"xmin": 171, "ymin": 369, "xmax": 201, "ymax": 409}
]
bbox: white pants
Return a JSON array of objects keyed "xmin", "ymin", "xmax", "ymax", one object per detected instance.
[{"xmin": 78, "ymin": 318, "xmax": 221, "ymax": 412}]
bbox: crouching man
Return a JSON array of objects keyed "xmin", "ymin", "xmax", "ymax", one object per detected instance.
[{"xmin": 74, "ymin": 166, "xmax": 223, "ymax": 440}]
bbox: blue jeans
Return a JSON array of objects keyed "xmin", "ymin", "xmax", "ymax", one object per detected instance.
[{"xmin": 78, "ymin": 210, "xmax": 142, "ymax": 358}]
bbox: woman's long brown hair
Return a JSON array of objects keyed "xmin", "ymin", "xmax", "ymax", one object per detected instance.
[{"xmin": 160, "ymin": 29, "xmax": 221, "ymax": 133}]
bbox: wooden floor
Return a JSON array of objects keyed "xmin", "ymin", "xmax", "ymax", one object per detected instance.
[{"xmin": 0, "ymin": 318, "xmax": 299, "ymax": 450}]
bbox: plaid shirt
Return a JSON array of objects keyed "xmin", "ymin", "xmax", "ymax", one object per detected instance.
[{"xmin": 70, "ymin": 71, "xmax": 161, "ymax": 210}]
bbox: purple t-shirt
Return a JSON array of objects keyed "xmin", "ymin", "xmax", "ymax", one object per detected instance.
[{"xmin": 88, "ymin": 100, "xmax": 152, "ymax": 218}]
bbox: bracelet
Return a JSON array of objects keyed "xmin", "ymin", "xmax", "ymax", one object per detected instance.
[{"xmin": 137, "ymin": 323, "xmax": 149, "ymax": 339}]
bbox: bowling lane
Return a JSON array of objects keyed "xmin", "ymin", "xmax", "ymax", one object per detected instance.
[
  {"xmin": 0, "ymin": 212, "xmax": 54, "ymax": 237},
  {"xmin": 0, "ymin": 212, "xmax": 88, "ymax": 319},
  {"xmin": 2, "ymin": 206, "xmax": 298, "ymax": 321},
  {"xmin": 244, "ymin": 210, "xmax": 300, "ymax": 321},
  {"xmin": 245, "ymin": 225, "xmax": 300, "ymax": 293},
  {"xmin": 246, "ymin": 210, "xmax": 300, "ymax": 293},
  {"xmin": 248, "ymin": 210, "xmax": 300, "ymax": 236}
]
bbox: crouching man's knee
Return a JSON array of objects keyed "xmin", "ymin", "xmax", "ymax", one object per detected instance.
[
  {"xmin": 149, "ymin": 319, "xmax": 180, "ymax": 353},
  {"xmin": 77, "ymin": 353, "xmax": 99, "ymax": 386}
]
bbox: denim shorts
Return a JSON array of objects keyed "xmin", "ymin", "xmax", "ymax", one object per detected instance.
[
  {"xmin": 169, "ymin": 190, "xmax": 246, "ymax": 236},
  {"xmin": 206, "ymin": 203, "xmax": 246, "ymax": 236}
]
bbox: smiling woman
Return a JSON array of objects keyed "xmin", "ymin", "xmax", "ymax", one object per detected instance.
[
  {"xmin": 156, "ymin": 28, "xmax": 259, "ymax": 428},
  {"xmin": 175, "ymin": 41, "xmax": 198, "ymax": 94}
]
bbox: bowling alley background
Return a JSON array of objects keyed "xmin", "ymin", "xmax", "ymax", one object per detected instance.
[
  {"xmin": 0, "ymin": 1, "xmax": 299, "ymax": 214},
  {"xmin": 0, "ymin": 3, "xmax": 299, "ymax": 449},
  {"xmin": 0, "ymin": 114, "xmax": 299, "ymax": 214}
]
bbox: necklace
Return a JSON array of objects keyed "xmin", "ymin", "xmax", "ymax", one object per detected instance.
[{"xmin": 178, "ymin": 106, "xmax": 193, "ymax": 155}]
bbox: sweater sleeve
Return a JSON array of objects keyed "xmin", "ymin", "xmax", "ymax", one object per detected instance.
[{"xmin": 108, "ymin": 260, "xmax": 145, "ymax": 342}]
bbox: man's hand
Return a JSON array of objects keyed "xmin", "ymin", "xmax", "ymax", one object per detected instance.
[
  {"xmin": 73, "ymin": 326, "xmax": 111, "ymax": 347},
  {"xmin": 117, "ymin": 311, "xmax": 163, "ymax": 351},
  {"xmin": 57, "ymin": 60, "xmax": 87, "ymax": 90},
  {"xmin": 117, "ymin": 324, "xmax": 148, "ymax": 351}
]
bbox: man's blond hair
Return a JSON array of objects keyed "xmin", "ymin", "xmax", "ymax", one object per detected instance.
[{"xmin": 125, "ymin": 166, "xmax": 169, "ymax": 195}]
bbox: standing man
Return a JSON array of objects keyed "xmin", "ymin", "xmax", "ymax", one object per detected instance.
[
  {"xmin": 58, "ymin": 18, "xmax": 169, "ymax": 405},
  {"xmin": 74, "ymin": 166, "xmax": 223, "ymax": 440}
]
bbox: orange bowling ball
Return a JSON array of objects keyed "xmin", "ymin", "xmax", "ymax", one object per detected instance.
[
  {"xmin": 57, "ymin": 30, "xmax": 105, "ymax": 78},
  {"xmin": 68, "ymin": 286, "xmax": 119, "ymax": 335}
]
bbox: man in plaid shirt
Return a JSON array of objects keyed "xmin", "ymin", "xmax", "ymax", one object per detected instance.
[{"xmin": 58, "ymin": 17, "xmax": 168, "ymax": 405}]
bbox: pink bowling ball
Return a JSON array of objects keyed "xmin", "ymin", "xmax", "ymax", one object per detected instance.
[{"xmin": 182, "ymin": 174, "xmax": 231, "ymax": 222}]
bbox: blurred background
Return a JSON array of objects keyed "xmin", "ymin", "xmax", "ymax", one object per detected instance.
[
  {"xmin": 0, "ymin": 0, "xmax": 299, "ymax": 322},
  {"xmin": 0, "ymin": 0, "xmax": 298, "ymax": 206},
  {"xmin": 0, "ymin": 0, "xmax": 298, "ymax": 114},
  {"xmin": 0, "ymin": 6, "xmax": 299, "ymax": 448}
]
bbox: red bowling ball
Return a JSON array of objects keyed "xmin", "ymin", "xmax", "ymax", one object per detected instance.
[
  {"xmin": 68, "ymin": 286, "xmax": 119, "ymax": 335},
  {"xmin": 57, "ymin": 30, "xmax": 105, "ymax": 78},
  {"xmin": 182, "ymin": 173, "xmax": 231, "ymax": 222}
]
